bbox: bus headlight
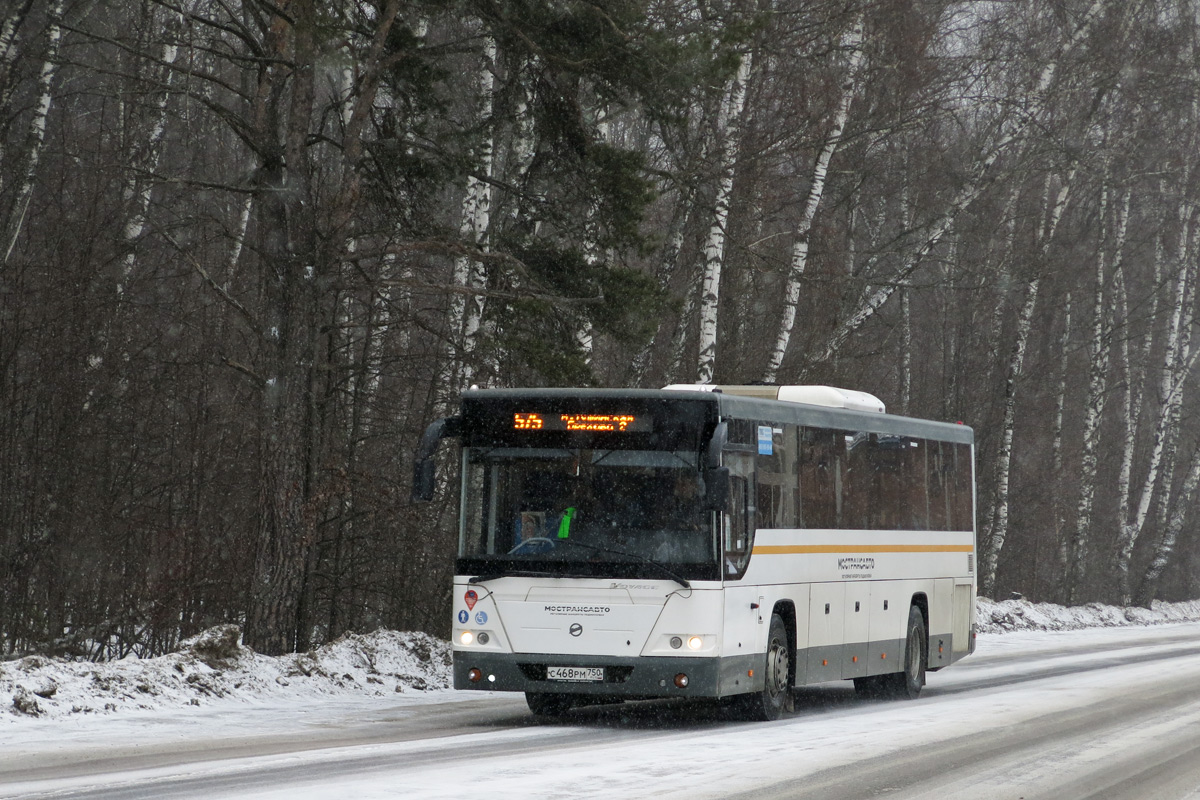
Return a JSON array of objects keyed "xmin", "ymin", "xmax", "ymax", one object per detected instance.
[
  {"xmin": 670, "ymin": 636, "xmax": 683, "ymax": 649},
  {"xmin": 459, "ymin": 630, "xmax": 474, "ymax": 645},
  {"xmin": 687, "ymin": 636, "xmax": 704, "ymax": 650}
]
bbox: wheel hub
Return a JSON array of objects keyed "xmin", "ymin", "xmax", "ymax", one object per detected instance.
[{"xmin": 767, "ymin": 642, "xmax": 789, "ymax": 693}]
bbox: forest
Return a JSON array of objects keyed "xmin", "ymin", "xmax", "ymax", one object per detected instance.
[{"xmin": 3, "ymin": 0, "xmax": 1200, "ymax": 659}]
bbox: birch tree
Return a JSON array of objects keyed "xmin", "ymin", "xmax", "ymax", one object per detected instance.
[
  {"xmin": 1115, "ymin": 203, "xmax": 1199, "ymax": 606},
  {"xmin": 762, "ymin": 15, "xmax": 865, "ymax": 382},
  {"xmin": 1067, "ymin": 182, "xmax": 1129, "ymax": 602},
  {"xmin": 696, "ymin": 49, "xmax": 752, "ymax": 384},
  {"xmin": 449, "ymin": 35, "xmax": 496, "ymax": 392},
  {"xmin": 3, "ymin": 0, "xmax": 65, "ymax": 265},
  {"xmin": 0, "ymin": 0, "xmax": 36, "ymax": 173},
  {"xmin": 1137, "ymin": 443, "xmax": 1200, "ymax": 605}
]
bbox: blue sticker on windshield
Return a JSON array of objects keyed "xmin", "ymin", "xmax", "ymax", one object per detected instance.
[
  {"xmin": 475, "ymin": 611, "xmax": 488, "ymax": 625},
  {"xmin": 758, "ymin": 425, "xmax": 773, "ymax": 455},
  {"xmin": 458, "ymin": 610, "xmax": 469, "ymax": 624}
]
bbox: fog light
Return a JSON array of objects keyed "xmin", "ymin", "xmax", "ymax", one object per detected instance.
[
  {"xmin": 674, "ymin": 673, "xmax": 689, "ymax": 688},
  {"xmin": 460, "ymin": 631, "xmax": 474, "ymax": 645},
  {"xmin": 670, "ymin": 636, "xmax": 682, "ymax": 649},
  {"xmin": 468, "ymin": 668, "xmax": 482, "ymax": 682},
  {"xmin": 477, "ymin": 632, "xmax": 490, "ymax": 645},
  {"xmin": 687, "ymin": 636, "xmax": 703, "ymax": 650}
]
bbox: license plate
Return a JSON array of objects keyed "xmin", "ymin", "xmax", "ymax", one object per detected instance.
[{"xmin": 546, "ymin": 666, "xmax": 604, "ymax": 682}]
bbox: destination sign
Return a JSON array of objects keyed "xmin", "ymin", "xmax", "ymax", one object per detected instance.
[{"xmin": 513, "ymin": 412, "xmax": 652, "ymax": 433}]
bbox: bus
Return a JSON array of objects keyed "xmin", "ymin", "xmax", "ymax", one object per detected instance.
[{"xmin": 413, "ymin": 384, "xmax": 976, "ymax": 720}]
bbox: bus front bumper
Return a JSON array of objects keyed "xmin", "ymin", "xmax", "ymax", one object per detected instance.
[{"xmin": 453, "ymin": 651, "xmax": 759, "ymax": 698}]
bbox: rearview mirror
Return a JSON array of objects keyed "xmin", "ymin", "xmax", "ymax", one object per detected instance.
[
  {"xmin": 703, "ymin": 466, "xmax": 731, "ymax": 512},
  {"xmin": 411, "ymin": 416, "xmax": 460, "ymax": 502},
  {"xmin": 413, "ymin": 458, "xmax": 436, "ymax": 503}
]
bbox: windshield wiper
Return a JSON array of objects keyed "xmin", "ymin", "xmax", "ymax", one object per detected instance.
[
  {"xmin": 468, "ymin": 569, "xmax": 592, "ymax": 584},
  {"xmin": 564, "ymin": 542, "xmax": 692, "ymax": 590}
]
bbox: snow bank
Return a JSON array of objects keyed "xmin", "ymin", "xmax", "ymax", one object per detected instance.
[
  {"xmin": 976, "ymin": 597, "xmax": 1200, "ymax": 633},
  {"xmin": 0, "ymin": 626, "xmax": 451, "ymax": 722}
]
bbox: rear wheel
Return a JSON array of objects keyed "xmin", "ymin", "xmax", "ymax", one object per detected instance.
[
  {"xmin": 526, "ymin": 691, "xmax": 573, "ymax": 717},
  {"xmin": 736, "ymin": 613, "xmax": 791, "ymax": 721},
  {"xmin": 899, "ymin": 604, "xmax": 927, "ymax": 698}
]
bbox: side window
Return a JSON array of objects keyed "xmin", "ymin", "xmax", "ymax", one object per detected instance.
[
  {"xmin": 927, "ymin": 441, "xmax": 950, "ymax": 531},
  {"xmin": 951, "ymin": 443, "xmax": 975, "ymax": 531},
  {"xmin": 756, "ymin": 424, "xmax": 798, "ymax": 529},
  {"xmin": 461, "ymin": 456, "xmax": 488, "ymax": 555},
  {"xmin": 841, "ymin": 432, "xmax": 872, "ymax": 529},
  {"xmin": 874, "ymin": 435, "xmax": 929, "ymax": 531},
  {"xmin": 902, "ymin": 438, "xmax": 930, "ymax": 530},
  {"xmin": 723, "ymin": 452, "xmax": 756, "ymax": 579},
  {"xmin": 799, "ymin": 427, "xmax": 841, "ymax": 528}
]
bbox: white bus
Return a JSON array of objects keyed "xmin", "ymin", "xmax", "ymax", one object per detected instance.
[{"xmin": 413, "ymin": 385, "xmax": 976, "ymax": 720}]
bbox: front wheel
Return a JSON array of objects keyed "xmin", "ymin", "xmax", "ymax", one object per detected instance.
[{"xmin": 735, "ymin": 613, "xmax": 791, "ymax": 721}]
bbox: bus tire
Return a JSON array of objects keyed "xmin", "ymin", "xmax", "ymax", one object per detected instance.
[
  {"xmin": 737, "ymin": 613, "xmax": 791, "ymax": 721},
  {"xmin": 526, "ymin": 691, "xmax": 573, "ymax": 717},
  {"xmin": 889, "ymin": 604, "xmax": 927, "ymax": 699}
]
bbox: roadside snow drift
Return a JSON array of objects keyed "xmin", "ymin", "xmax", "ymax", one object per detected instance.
[
  {"xmin": 1, "ymin": 627, "xmax": 451, "ymax": 721},
  {"xmin": 975, "ymin": 597, "xmax": 1200, "ymax": 633}
]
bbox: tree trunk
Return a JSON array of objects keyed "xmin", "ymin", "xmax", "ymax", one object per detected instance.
[
  {"xmin": 1115, "ymin": 202, "xmax": 1197, "ymax": 606},
  {"xmin": 1068, "ymin": 184, "xmax": 1129, "ymax": 602},
  {"xmin": 449, "ymin": 36, "xmax": 496, "ymax": 392},
  {"xmin": 630, "ymin": 186, "xmax": 692, "ymax": 386},
  {"xmin": 1051, "ymin": 290, "xmax": 1071, "ymax": 594},
  {"xmin": 980, "ymin": 274, "xmax": 1039, "ymax": 597},
  {"xmin": 244, "ymin": 0, "xmax": 320, "ymax": 655},
  {"xmin": 3, "ymin": 0, "xmax": 64, "ymax": 264},
  {"xmin": 1137, "ymin": 444, "xmax": 1200, "ymax": 606},
  {"xmin": 118, "ymin": 14, "xmax": 182, "ymax": 290},
  {"xmin": 696, "ymin": 50, "xmax": 753, "ymax": 384},
  {"xmin": 762, "ymin": 16, "xmax": 864, "ymax": 382}
]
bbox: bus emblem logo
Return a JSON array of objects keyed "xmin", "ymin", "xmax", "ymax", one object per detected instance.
[
  {"xmin": 464, "ymin": 590, "xmax": 478, "ymax": 610},
  {"xmin": 569, "ymin": 623, "xmax": 583, "ymax": 637}
]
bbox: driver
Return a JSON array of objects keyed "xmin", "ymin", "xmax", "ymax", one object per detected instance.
[{"xmin": 554, "ymin": 478, "xmax": 591, "ymax": 540}]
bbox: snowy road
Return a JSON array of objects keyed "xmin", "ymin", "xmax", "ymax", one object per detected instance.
[{"xmin": 5, "ymin": 623, "xmax": 1200, "ymax": 800}]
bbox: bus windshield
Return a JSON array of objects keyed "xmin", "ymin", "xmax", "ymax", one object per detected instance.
[{"xmin": 459, "ymin": 447, "xmax": 717, "ymax": 572}]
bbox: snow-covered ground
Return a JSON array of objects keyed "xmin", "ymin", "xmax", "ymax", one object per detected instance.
[
  {"xmin": 975, "ymin": 596, "xmax": 1200, "ymax": 633},
  {"xmin": 3, "ymin": 597, "xmax": 1200, "ymax": 724},
  {"xmin": 0, "ymin": 626, "xmax": 452, "ymax": 723},
  {"xmin": 4, "ymin": 599, "xmax": 1200, "ymax": 799}
]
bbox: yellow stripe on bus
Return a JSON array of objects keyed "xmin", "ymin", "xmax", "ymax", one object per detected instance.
[{"xmin": 751, "ymin": 544, "xmax": 975, "ymax": 555}]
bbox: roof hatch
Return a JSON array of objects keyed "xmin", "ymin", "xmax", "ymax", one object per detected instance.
[{"xmin": 662, "ymin": 384, "xmax": 886, "ymax": 414}]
